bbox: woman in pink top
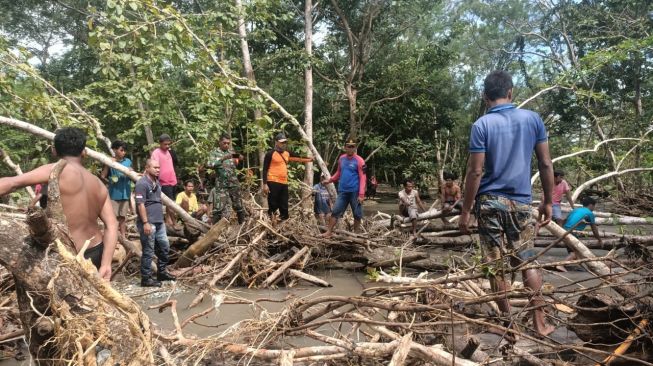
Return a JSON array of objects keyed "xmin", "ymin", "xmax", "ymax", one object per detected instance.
[{"xmin": 551, "ymin": 170, "xmax": 574, "ymax": 225}]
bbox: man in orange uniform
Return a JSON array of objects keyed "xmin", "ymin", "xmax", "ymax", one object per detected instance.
[{"xmin": 262, "ymin": 133, "xmax": 313, "ymax": 220}]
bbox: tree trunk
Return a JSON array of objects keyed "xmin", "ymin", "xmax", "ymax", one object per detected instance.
[
  {"xmin": 235, "ymin": 0, "xmax": 268, "ymax": 206},
  {"xmin": 302, "ymin": 0, "xmax": 315, "ymax": 209},
  {"xmin": 0, "ymin": 161, "xmax": 153, "ymax": 364},
  {"xmin": 130, "ymin": 66, "xmax": 154, "ymax": 145}
]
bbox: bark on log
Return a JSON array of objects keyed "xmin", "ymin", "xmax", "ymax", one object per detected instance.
[
  {"xmin": 388, "ymin": 332, "xmax": 413, "ymax": 366},
  {"xmin": 175, "ymin": 218, "xmax": 229, "ymax": 268}
]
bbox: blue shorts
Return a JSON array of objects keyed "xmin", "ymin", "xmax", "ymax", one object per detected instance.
[
  {"xmin": 314, "ymin": 198, "xmax": 331, "ymax": 215},
  {"xmin": 552, "ymin": 203, "xmax": 562, "ymax": 220},
  {"xmin": 332, "ymin": 191, "xmax": 363, "ymax": 219}
]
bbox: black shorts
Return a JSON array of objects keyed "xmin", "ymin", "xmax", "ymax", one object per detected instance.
[
  {"xmin": 161, "ymin": 185, "xmax": 175, "ymax": 200},
  {"xmin": 84, "ymin": 242, "xmax": 104, "ymax": 269}
]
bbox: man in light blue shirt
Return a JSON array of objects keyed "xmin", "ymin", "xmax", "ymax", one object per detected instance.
[{"xmin": 459, "ymin": 70, "xmax": 555, "ymax": 337}]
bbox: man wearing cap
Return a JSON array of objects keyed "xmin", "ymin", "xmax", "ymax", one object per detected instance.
[
  {"xmin": 262, "ymin": 133, "xmax": 313, "ymax": 220},
  {"xmin": 151, "ymin": 134, "xmax": 178, "ymax": 225},
  {"xmin": 321, "ymin": 139, "xmax": 367, "ymax": 238}
]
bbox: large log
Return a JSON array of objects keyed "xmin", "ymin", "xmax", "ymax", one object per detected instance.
[
  {"xmin": 175, "ymin": 218, "xmax": 229, "ymax": 268},
  {"xmin": 375, "ymin": 209, "xmax": 461, "ymax": 228}
]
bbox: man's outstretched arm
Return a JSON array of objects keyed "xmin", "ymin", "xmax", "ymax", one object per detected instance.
[{"xmin": 0, "ymin": 164, "xmax": 54, "ymax": 196}]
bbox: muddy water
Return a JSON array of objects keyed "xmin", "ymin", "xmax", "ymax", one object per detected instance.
[{"xmin": 122, "ymin": 269, "xmax": 370, "ymax": 339}]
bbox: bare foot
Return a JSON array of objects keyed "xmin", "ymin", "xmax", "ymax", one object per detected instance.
[{"xmin": 534, "ymin": 323, "xmax": 555, "ymax": 337}]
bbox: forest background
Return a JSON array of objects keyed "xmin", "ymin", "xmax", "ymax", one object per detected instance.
[{"xmin": 0, "ymin": 0, "xmax": 651, "ymax": 201}]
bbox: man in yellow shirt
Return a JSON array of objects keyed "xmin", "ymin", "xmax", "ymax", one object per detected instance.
[{"xmin": 175, "ymin": 180, "xmax": 206, "ymax": 219}]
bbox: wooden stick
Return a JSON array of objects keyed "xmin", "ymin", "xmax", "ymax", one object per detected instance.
[
  {"xmin": 348, "ymin": 313, "xmax": 478, "ymax": 366},
  {"xmin": 261, "ymin": 246, "xmax": 310, "ymax": 288},
  {"xmin": 187, "ymin": 246, "xmax": 251, "ymax": 309},
  {"xmin": 597, "ymin": 318, "xmax": 649, "ymax": 366},
  {"xmin": 288, "ymin": 268, "xmax": 331, "ymax": 287},
  {"xmin": 0, "ymin": 330, "xmax": 25, "ymax": 343},
  {"xmin": 388, "ymin": 332, "xmax": 413, "ymax": 366}
]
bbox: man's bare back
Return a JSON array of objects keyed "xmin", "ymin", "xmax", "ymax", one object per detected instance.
[
  {"xmin": 0, "ymin": 160, "xmax": 113, "ymax": 250},
  {"xmin": 0, "ymin": 158, "xmax": 117, "ymax": 280},
  {"xmin": 58, "ymin": 162, "xmax": 111, "ymax": 249}
]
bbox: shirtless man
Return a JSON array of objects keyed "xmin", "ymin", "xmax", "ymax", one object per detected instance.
[
  {"xmin": 441, "ymin": 171, "xmax": 462, "ymax": 210},
  {"xmin": 0, "ymin": 127, "xmax": 118, "ymax": 281}
]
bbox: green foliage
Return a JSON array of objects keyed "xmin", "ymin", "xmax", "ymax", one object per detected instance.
[{"xmin": 0, "ymin": 0, "xmax": 651, "ymax": 197}]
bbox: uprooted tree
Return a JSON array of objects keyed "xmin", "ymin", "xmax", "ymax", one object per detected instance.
[{"xmin": 0, "ymin": 160, "xmax": 153, "ymax": 364}]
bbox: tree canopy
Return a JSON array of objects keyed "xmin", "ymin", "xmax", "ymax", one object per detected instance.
[{"xmin": 1, "ymin": 0, "xmax": 651, "ymax": 196}]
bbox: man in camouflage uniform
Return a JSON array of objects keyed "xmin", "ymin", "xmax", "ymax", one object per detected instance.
[{"xmin": 207, "ymin": 134, "xmax": 247, "ymax": 224}]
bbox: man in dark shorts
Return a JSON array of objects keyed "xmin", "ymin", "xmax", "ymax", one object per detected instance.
[
  {"xmin": 135, "ymin": 159, "xmax": 176, "ymax": 287},
  {"xmin": 0, "ymin": 127, "xmax": 118, "ymax": 280},
  {"xmin": 459, "ymin": 70, "xmax": 555, "ymax": 337},
  {"xmin": 321, "ymin": 139, "xmax": 367, "ymax": 238}
]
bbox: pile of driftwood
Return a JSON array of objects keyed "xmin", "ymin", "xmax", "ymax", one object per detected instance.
[{"xmin": 1, "ymin": 170, "xmax": 652, "ymax": 365}]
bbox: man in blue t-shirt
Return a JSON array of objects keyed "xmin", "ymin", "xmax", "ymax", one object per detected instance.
[
  {"xmin": 321, "ymin": 139, "xmax": 367, "ymax": 238},
  {"xmin": 459, "ymin": 70, "xmax": 555, "ymax": 337},
  {"xmin": 102, "ymin": 140, "xmax": 133, "ymax": 238},
  {"xmin": 558, "ymin": 196, "xmax": 603, "ymax": 271}
]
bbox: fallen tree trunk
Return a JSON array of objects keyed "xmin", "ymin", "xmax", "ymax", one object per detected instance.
[
  {"xmin": 542, "ymin": 220, "xmax": 653, "ymax": 307},
  {"xmin": 175, "ymin": 218, "xmax": 229, "ymax": 268},
  {"xmin": 377, "ymin": 209, "xmax": 460, "ymax": 227}
]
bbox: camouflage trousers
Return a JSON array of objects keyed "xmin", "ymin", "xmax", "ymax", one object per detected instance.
[
  {"xmin": 475, "ymin": 194, "xmax": 536, "ymax": 274},
  {"xmin": 213, "ymin": 186, "xmax": 247, "ymax": 224}
]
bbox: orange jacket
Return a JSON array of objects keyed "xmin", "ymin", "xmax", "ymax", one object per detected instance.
[{"xmin": 262, "ymin": 149, "xmax": 311, "ymax": 184}]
